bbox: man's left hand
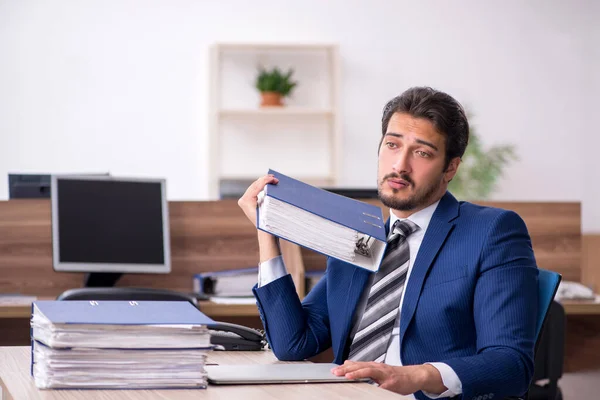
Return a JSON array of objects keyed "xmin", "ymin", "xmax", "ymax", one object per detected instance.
[{"xmin": 331, "ymin": 361, "xmax": 446, "ymax": 395}]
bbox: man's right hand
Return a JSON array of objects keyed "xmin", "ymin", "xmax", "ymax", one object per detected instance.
[
  {"xmin": 237, "ymin": 174, "xmax": 279, "ymax": 227},
  {"xmin": 238, "ymin": 174, "xmax": 282, "ymax": 263}
]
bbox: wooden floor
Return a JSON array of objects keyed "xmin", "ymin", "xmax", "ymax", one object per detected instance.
[{"xmin": 560, "ymin": 369, "xmax": 600, "ymax": 399}]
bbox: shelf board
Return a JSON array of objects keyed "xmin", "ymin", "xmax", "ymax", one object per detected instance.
[
  {"xmin": 216, "ymin": 43, "xmax": 337, "ymax": 52},
  {"xmin": 219, "ymin": 108, "xmax": 333, "ymax": 117},
  {"xmin": 220, "ymin": 175, "xmax": 334, "ymax": 185}
]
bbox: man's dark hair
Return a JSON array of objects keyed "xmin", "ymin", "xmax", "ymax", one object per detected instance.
[{"xmin": 380, "ymin": 86, "xmax": 469, "ymax": 169}]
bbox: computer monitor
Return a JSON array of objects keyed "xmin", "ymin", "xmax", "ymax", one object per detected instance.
[
  {"xmin": 9, "ymin": 174, "xmax": 51, "ymax": 199},
  {"xmin": 51, "ymin": 175, "xmax": 171, "ymax": 287}
]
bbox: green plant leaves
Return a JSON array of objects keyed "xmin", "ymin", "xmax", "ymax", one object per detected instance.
[
  {"xmin": 448, "ymin": 129, "xmax": 517, "ymax": 200},
  {"xmin": 255, "ymin": 66, "xmax": 298, "ymax": 97}
]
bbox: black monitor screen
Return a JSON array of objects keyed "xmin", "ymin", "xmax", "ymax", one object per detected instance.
[{"xmin": 53, "ymin": 178, "xmax": 168, "ymax": 271}]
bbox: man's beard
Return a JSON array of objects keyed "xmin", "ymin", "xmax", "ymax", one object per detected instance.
[{"xmin": 378, "ymin": 173, "xmax": 443, "ymax": 211}]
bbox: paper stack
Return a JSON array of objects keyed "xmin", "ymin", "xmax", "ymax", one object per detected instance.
[
  {"xmin": 193, "ymin": 267, "xmax": 258, "ymax": 298},
  {"xmin": 30, "ymin": 300, "xmax": 214, "ymax": 389}
]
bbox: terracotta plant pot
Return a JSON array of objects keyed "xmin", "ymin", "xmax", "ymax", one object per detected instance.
[{"xmin": 260, "ymin": 91, "xmax": 283, "ymax": 107}]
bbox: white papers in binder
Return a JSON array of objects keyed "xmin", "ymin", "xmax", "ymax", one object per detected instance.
[{"xmin": 258, "ymin": 195, "xmax": 386, "ymax": 272}]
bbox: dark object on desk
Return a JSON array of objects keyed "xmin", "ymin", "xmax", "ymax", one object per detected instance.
[
  {"xmin": 83, "ymin": 272, "xmax": 123, "ymax": 288},
  {"xmin": 8, "ymin": 174, "xmax": 51, "ymax": 199},
  {"xmin": 208, "ymin": 321, "xmax": 266, "ymax": 351},
  {"xmin": 57, "ymin": 287, "xmax": 198, "ymax": 306},
  {"xmin": 528, "ymin": 301, "xmax": 565, "ymax": 400},
  {"xmin": 321, "ymin": 187, "xmax": 379, "ymax": 199},
  {"xmin": 8, "ymin": 172, "xmax": 111, "ymax": 199}
]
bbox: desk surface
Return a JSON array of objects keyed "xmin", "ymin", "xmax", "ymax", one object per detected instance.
[
  {"xmin": 2, "ymin": 299, "xmax": 600, "ymax": 319},
  {"xmin": 0, "ymin": 346, "xmax": 406, "ymax": 400}
]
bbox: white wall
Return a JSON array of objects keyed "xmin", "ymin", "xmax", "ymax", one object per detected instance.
[
  {"xmin": 0, "ymin": 0, "xmax": 596, "ymax": 226},
  {"xmin": 582, "ymin": 0, "xmax": 600, "ymax": 233}
]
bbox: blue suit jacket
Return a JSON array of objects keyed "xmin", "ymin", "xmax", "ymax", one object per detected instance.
[{"xmin": 253, "ymin": 191, "xmax": 539, "ymax": 400}]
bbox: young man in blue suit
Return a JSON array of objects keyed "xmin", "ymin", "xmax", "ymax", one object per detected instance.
[{"xmin": 238, "ymin": 87, "xmax": 538, "ymax": 400}]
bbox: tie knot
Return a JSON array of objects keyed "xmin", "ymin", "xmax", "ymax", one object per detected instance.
[{"xmin": 388, "ymin": 219, "xmax": 419, "ymax": 242}]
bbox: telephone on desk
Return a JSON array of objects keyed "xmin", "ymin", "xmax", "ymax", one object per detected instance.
[{"xmin": 207, "ymin": 321, "xmax": 266, "ymax": 351}]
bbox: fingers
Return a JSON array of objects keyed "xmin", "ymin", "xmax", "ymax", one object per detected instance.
[
  {"xmin": 331, "ymin": 361, "xmax": 384, "ymax": 379},
  {"xmin": 345, "ymin": 367, "xmax": 385, "ymax": 383},
  {"xmin": 237, "ymin": 174, "xmax": 279, "ymax": 226},
  {"xmin": 240, "ymin": 175, "xmax": 279, "ymax": 203}
]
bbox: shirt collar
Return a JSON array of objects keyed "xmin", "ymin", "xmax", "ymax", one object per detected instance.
[{"xmin": 389, "ymin": 199, "xmax": 441, "ymax": 236}]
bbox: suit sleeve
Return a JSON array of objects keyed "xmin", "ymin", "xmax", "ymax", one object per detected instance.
[
  {"xmin": 252, "ymin": 260, "xmax": 332, "ymax": 361},
  {"xmin": 441, "ymin": 210, "xmax": 539, "ymax": 400}
]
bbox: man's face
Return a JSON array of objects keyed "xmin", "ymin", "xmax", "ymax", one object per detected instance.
[{"xmin": 377, "ymin": 112, "xmax": 458, "ymax": 215}]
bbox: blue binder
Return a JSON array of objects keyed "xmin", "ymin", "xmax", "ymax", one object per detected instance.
[
  {"xmin": 257, "ymin": 169, "xmax": 388, "ymax": 272},
  {"xmin": 31, "ymin": 300, "xmax": 215, "ymax": 325}
]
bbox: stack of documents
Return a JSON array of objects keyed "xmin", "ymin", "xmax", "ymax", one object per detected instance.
[
  {"xmin": 257, "ymin": 169, "xmax": 388, "ymax": 272},
  {"xmin": 30, "ymin": 300, "xmax": 215, "ymax": 389},
  {"xmin": 193, "ymin": 267, "xmax": 257, "ymax": 297}
]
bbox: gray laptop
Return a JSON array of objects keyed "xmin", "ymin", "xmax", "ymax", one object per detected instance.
[{"xmin": 206, "ymin": 363, "xmax": 369, "ymax": 385}]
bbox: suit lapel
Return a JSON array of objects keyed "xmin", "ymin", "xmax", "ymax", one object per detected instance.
[
  {"xmin": 399, "ymin": 192, "xmax": 459, "ymax": 348},
  {"xmin": 335, "ymin": 219, "xmax": 392, "ymax": 361},
  {"xmin": 335, "ymin": 267, "xmax": 370, "ymax": 361}
]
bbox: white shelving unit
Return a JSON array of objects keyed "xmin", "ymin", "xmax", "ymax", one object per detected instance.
[{"xmin": 208, "ymin": 42, "xmax": 341, "ymax": 199}]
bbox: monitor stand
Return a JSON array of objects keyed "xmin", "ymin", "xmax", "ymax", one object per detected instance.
[{"xmin": 83, "ymin": 273, "xmax": 123, "ymax": 288}]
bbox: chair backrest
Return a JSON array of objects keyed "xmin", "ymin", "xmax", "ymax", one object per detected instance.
[
  {"xmin": 532, "ymin": 300, "xmax": 565, "ymax": 382},
  {"xmin": 535, "ymin": 269, "xmax": 562, "ymax": 341},
  {"xmin": 57, "ymin": 287, "xmax": 198, "ymax": 307}
]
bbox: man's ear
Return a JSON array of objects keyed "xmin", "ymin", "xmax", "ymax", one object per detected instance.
[{"xmin": 444, "ymin": 157, "xmax": 461, "ymax": 183}]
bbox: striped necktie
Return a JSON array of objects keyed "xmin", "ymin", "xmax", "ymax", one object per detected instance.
[{"xmin": 347, "ymin": 219, "xmax": 419, "ymax": 362}]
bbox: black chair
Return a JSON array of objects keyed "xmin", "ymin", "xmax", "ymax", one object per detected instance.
[
  {"xmin": 527, "ymin": 301, "xmax": 565, "ymax": 400},
  {"xmin": 57, "ymin": 287, "xmax": 198, "ymax": 307}
]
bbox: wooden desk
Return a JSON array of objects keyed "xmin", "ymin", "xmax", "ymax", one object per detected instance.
[
  {"xmin": 560, "ymin": 299, "xmax": 600, "ymax": 315},
  {"xmin": 3, "ymin": 300, "xmax": 600, "ymax": 372},
  {"xmin": 3, "ymin": 299, "xmax": 600, "ymax": 319},
  {"xmin": 0, "ymin": 346, "xmax": 406, "ymax": 400}
]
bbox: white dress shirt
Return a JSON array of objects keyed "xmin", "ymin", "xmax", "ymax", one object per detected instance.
[{"xmin": 257, "ymin": 199, "xmax": 462, "ymax": 399}]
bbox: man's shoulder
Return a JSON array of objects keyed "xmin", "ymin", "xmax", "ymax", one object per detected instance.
[{"xmin": 456, "ymin": 200, "xmax": 524, "ymax": 225}]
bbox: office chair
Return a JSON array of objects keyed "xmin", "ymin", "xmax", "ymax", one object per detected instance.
[
  {"xmin": 505, "ymin": 269, "xmax": 564, "ymax": 400},
  {"xmin": 528, "ymin": 301, "xmax": 565, "ymax": 400},
  {"xmin": 516, "ymin": 269, "xmax": 563, "ymax": 400},
  {"xmin": 57, "ymin": 287, "xmax": 198, "ymax": 307}
]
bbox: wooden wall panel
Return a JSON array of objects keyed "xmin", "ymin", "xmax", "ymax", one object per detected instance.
[
  {"xmin": 0, "ymin": 200, "xmax": 261, "ymax": 297},
  {"xmin": 581, "ymin": 234, "xmax": 600, "ymax": 292},
  {"xmin": 0, "ymin": 199, "xmax": 582, "ymax": 298}
]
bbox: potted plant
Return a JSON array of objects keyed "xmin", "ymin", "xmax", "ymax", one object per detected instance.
[
  {"xmin": 448, "ymin": 123, "xmax": 517, "ymax": 200},
  {"xmin": 255, "ymin": 66, "xmax": 298, "ymax": 107}
]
